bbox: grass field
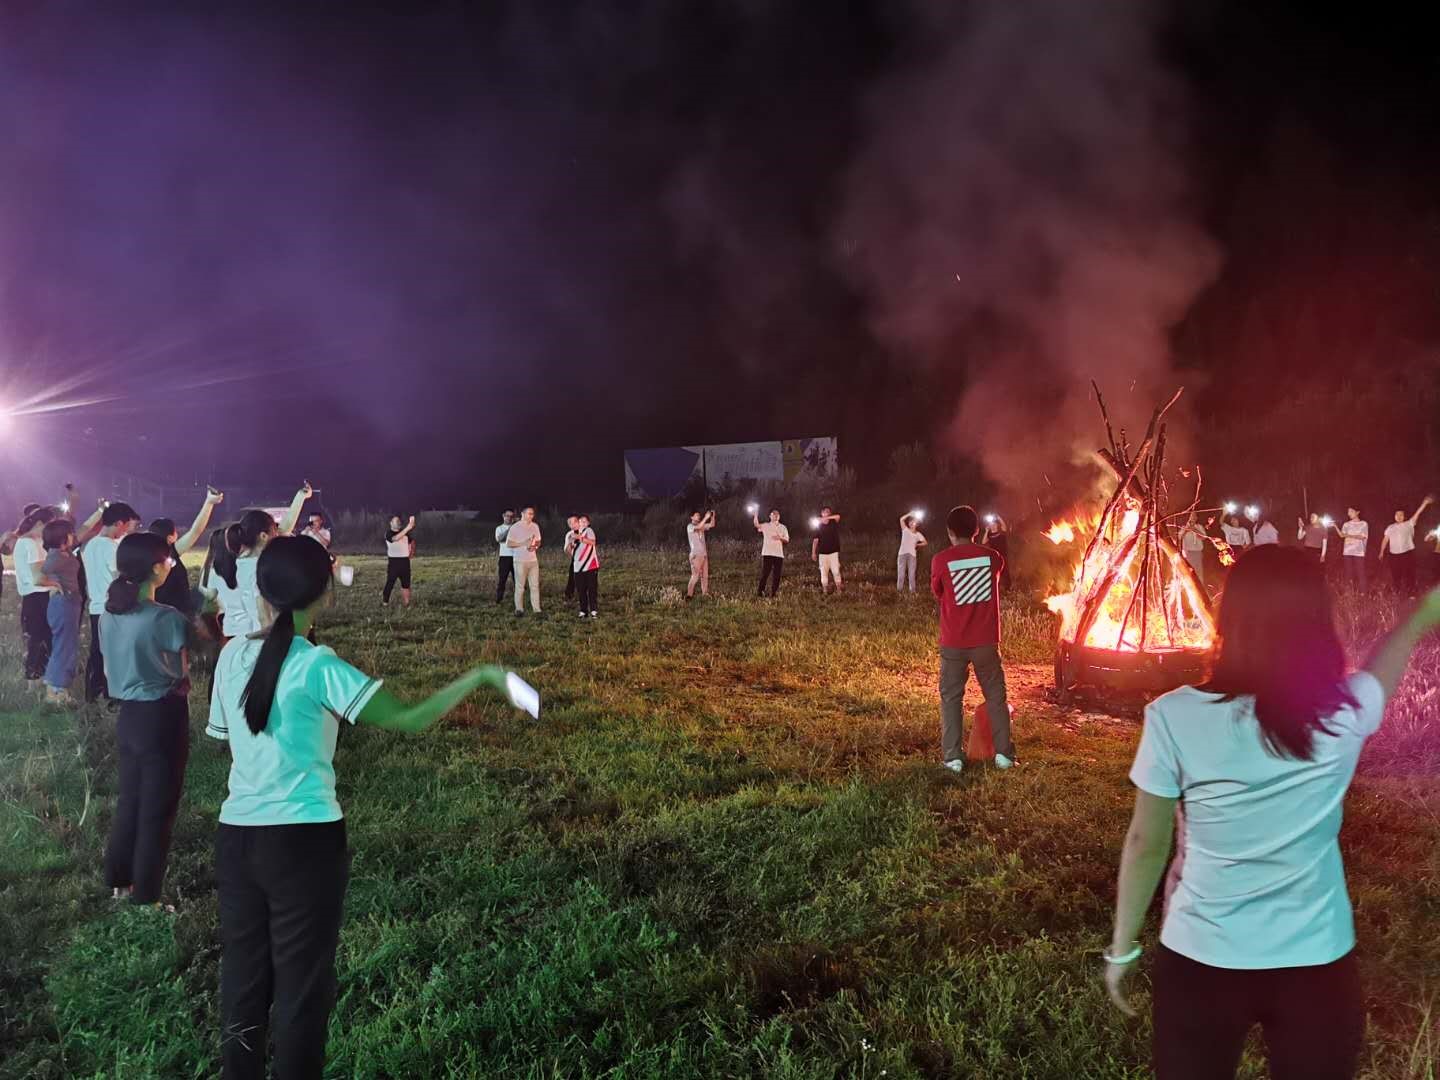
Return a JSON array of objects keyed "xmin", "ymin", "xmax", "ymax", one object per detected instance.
[{"xmin": 1, "ymin": 542, "xmax": 1438, "ymax": 1078}]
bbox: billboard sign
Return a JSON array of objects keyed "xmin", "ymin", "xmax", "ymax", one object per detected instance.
[{"xmin": 624, "ymin": 437, "xmax": 838, "ymax": 500}]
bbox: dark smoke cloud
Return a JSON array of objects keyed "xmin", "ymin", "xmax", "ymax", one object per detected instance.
[{"xmin": 834, "ymin": 0, "xmax": 1220, "ymax": 499}]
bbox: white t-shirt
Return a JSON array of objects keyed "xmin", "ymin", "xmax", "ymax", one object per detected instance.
[
  {"xmin": 208, "ymin": 635, "xmax": 383, "ymax": 826},
  {"xmin": 1384, "ymin": 520, "xmax": 1417, "ymax": 555},
  {"xmin": 506, "ymin": 521, "xmax": 542, "ymax": 564},
  {"xmin": 1180, "ymin": 526, "xmax": 1205, "ymax": 553},
  {"xmin": 758, "ymin": 521, "xmax": 789, "ymax": 559},
  {"xmin": 1339, "ymin": 519, "xmax": 1368, "ymax": 558},
  {"xmin": 1130, "ymin": 671, "xmax": 1385, "ymax": 970},
  {"xmin": 495, "ymin": 522, "xmax": 513, "ymax": 557},
  {"xmin": 1220, "ymin": 524, "xmax": 1250, "ymax": 547},
  {"xmin": 216, "ymin": 557, "xmax": 263, "ymax": 639},
  {"xmin": 81, "ymin": 534, "xmax": 119, "ymax": 612},
  {"xmin": 1253, "ymin": 522, "xmax": 1279, "ymax": 546},
  {"xmin": 13, "ymin": 536, "xmax": 53, "ymax": 597},
  {"xmin": 687, "ymin": 523, "xmax": 708, "ymax": 558},
  {"xmin": 301, "ymin": 526, "xmax": 332, "ymax": 549},
  {"xmin": 384, "ymin": 531, "xmax": 412, "ymax": 558},
  {"xmin": 898, "ymin": 528, "xmax": 926, "ymax": 557}
]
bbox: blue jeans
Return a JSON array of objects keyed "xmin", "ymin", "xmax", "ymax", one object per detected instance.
[{"xmin": 45, "ymin": 593, "xmax": 82, "ymax": 691}]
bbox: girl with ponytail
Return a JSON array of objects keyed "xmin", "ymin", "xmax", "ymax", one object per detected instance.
[
  {"xmin": 212, "ymin": 484, "xmax": 312, "ymax": 642},
  {"xmin": 99, "ymin": 532, "xmax": 192, "ymax": 908},
  {"xmin": 207, "ymin": 535, "xmax": 520, "ymax": 1078}
]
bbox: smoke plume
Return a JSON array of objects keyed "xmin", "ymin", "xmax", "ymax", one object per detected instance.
[{"xmin": 834, "ymin": 0, "xmax": 1220, "ymax": 500}]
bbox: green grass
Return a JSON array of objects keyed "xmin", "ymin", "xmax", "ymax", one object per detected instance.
[{"xmin": 1, "ymin": 545, "xmax": 1438, "ymax": 1078}]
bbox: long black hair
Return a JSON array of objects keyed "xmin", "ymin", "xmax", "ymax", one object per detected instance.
[
  {"xmin": 1199, "ymin": 545, "xmax": 1358, "ymax": 760},
  {"xmin": 211, "ymin": 510, "xmax": 273, "ymax": 590},
  {"xmin": 106, "ymin": 533, "xmax": 173, "ymax": 615},
  {"xmin": 240, "ymin": 536, "xmax": 333, "ymax": 735}
]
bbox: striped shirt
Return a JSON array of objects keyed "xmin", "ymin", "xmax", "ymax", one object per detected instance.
[{"xmin": 569, "ymin": 527, "xmax": 599, "ymax": 572}]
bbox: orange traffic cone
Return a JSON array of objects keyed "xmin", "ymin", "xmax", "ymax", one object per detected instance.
[{"xmin": 967, "ymin": 702, "xmax": 1014, "ymax": 760}]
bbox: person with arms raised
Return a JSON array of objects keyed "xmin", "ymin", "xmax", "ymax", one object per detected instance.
[
  {"xmin": 100, "ymin": 532, "xmax": 192, "ymax": 907},
  {"xmin": 811, "ymin": 505, "xmax": 843, "ymax": 595},
  {"xmin": 207, "ymin": 536, "xmax": 524, "ymax": 1079},
  {"xmin": 932, "ymin": 505, "xmax": 1015, "ymax": 772},
  {"xmin": 1379, "ymin": 495, "xmax": 1434, "ymax": 597},
  {"xmin": 382, "ymin": 513, "xmax": 416, "ymax": 608},
  {"xmin": 1104, "ymin": 545, "xmax": 1440, "ymax": 1079},
  {"xmin": 686, "ymin": 509, "xmax": 715, "ymax": 600},
  {"xmin": 897, "ymin": 512, "xmax": 927, "ymax": 593},
  {"xmin": 149, "ymin": 487, "xmax": 225, "ymax": 618},
  {"xmin": 212, "ymin": 485, "xmax": 312, "ymax": 639}
]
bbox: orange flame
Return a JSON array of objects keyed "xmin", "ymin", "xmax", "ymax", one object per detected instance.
[{"xmin": 1044, "ymin": 500, "xmax": 1215, "ymax": 654}]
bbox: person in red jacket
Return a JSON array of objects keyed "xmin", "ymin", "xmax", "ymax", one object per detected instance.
[{"xmin": 931, "ymin": 504, "xmax": 1016, "ymax": 773}]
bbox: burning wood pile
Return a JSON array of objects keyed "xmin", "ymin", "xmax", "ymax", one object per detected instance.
[{"xmin": 1046, "ymin": 387, "xmax": 1217, "ymax": 702}]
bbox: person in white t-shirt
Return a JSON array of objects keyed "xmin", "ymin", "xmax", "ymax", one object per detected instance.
[
  {"xmin": 686, "ymin": 510, "xmax": 715, "ymax": 600},
  {"xmin": 1379, "ymin": 495, "xmax": 1434, "ymax": 596},
  {"xmin": 1252, "ymin": 517, "xmax": 1279, "ymax": 546},
  {"xmin": 14, "ymin": 506, "xmax": 63, "ymax": 684},
  {"xmin": 207, "ymin": 486, "xmax": 312, "ymax": 640},
  {"xmin": 896, "ymin": 513, "xmax": 928, "ymax": 592},
  {"xmin": 80, "ymin": 501, "xmax": 144, "ymax": 701},
  {"xmin": 1337, "ymin": 506, "xmax": 1369, "ymax": 592},
  {"xmin": 206, "ymin": 536, "xmax": 520, "ymax": 1079},
  {"xmin": 1219, "ymin": 515, "xmax": 1250, "ymax": 552},
  {"xmin": 382, "ymin": 514, "xmax": 416, "ymax": 607},
  {"xmin": 506, "ymin": 506, "xmax": 543, "ymax": 615},
  {"xmin": 1104, "ymin": 544, "xmax": 1440, "ymax": 1077},
  {"xmin": 1179, "ymin": 514, "xmax": 1207, "ymax": 586},
  {"xmin": 753, "ymin": 509, "xmax": 789, "ymax": 597},
  {"xmin": 493, "ymin": 510, "xmax": 517, "ymax": 604}
]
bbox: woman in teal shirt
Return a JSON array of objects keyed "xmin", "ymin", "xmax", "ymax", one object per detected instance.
[{"xmin": 208, "ymin": 536, "xmax": 515, "ymax": 1079}]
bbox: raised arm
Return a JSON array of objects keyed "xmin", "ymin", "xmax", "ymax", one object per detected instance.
[
  {"xmin": 1364, "ymin": 587, "xmax": 1440, "ymax": 698},
  {"xmin": 176, "ymin": 489, "xmax": 224, "ymax": 555},
  {"xmin": 75, "ymin": 497, "xmax": 108, "ymax": 545},
  {"xmin": 358, "ymin": 665, "xmax": 510, "ymax": 734},
  {"xmin": 394, "ymin": 516, "xmax": 417, "ymax": 541},
  {"xmin": 1409, "ymin": 495, "xmax": 1434, "ymax": 524},
  {"xmin": 278, "ymin": 483, "xmax": 313, "ymax": 536}
]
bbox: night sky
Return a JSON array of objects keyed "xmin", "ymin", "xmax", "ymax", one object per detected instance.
[{"xmin": 2, "ymin": 2, "xmax": 1437, "ymax": 513}]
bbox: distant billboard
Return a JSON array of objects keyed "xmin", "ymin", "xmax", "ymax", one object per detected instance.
[{"xmin": 624, "ymin": 438, "xmax": 838, "ymax": 500}]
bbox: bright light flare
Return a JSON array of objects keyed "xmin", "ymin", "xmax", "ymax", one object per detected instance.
[
  {"xmin": 984, "ymin": 513, "xmax": 997, "ymax": 524},
  {"xmin": 1223, "ymin": 501, "xmax": 1239, "ymax": 515},
  {"xmin": 59, "ymin": 500, "xmax": 71, "ymax": 514},
  {"xmin": 746, "ymin": 504, "xmax": 758, "ymax": 515},
  {"xmin": 1245, "ymin": 504, "xmax": 1260, "ymax": 522},
  {"xmin": 809, "ymin": 516, "xmax": 821, "ymax": 530},
  {"xmin": 910, "ymin": 508, "xmax": 925, "ymax": 521},
  {"xmin": 1321, "ymin": 515, "xmax": 1334, "ymax": 528}
]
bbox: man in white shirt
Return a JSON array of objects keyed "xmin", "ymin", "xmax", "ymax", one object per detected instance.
[
  {"xmin": 13, "ymin": 506, "xmax": 60, "ymax": 684},
  {"xmin": 506, "ymin": 507, "xmax": 543, "ymax": 615},
  {"xmin": 1179, "ymin": 515, "xmax": 1207, "ymax": 586},
  {"xmin": 81, "ymin": 501, "xmax": 143, "ymax": 702},
  {"xmin": 753, "ymin": 508, "xmax": 789, "ymax": 597},
  {"xmin": 300, "ymin": 513, "xmax": 332, "ymax": 550},
  {"xmin": 494, "ymin": 510, "xmax": 516, "ymax": 605},
  {"xmin": 1336, "ymin": 506, "xmax": 1369, "ymax": 592},
  {"xmin": 1253, "ymin": 517, "xmax": 1280, "ymax": 546},
  {"xmin": 686, "ymin": 510, "xmax": 715, "ymax": 600},
  {"xmin": 1380, "ymin": 495, "xmax": 1434, "ymax": 596}
]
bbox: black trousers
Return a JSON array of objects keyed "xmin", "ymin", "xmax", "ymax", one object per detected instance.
[
  {"xmin": 1389, "ymin": 550, "xmax": 1418, "ymax": 594},
  {"xmin": 574, "ymin": 569, "xmax": 598, "ymax": 613},
  {"xmin": 495, "ymin": 555, "xmax": 515, "ymax": 603},
  {"xmin": 216, "ymin": 820, "xmax": 349, "ymax": 1080},
  {"xmin": 757, "ymin": 555, "xmax": 784, "ymax": 596},
  {"xmin": 565, "ymin": 560, "xmax": 576, "ymax": 600},
  {"xmin": 382, "ymin": 557, "xmax": 411, "ymax": 602},
  {"xmin": 20, "ymin": 592, "xmax": 52, "ymax": 680},
  {"xmin": 1152, "ymin": 944, "xmax": 1363, "ymax": 1080},
  {"xmin": 104, "ymin": 696, "xmax": 190, "ymax": 903},
  {"xmin": 86, "ymin": 612, "xmax": 109, "ymax": 701}
]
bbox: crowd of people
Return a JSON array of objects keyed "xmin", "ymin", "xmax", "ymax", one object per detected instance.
[{"xmin": 6, "ymin": 483, "xmax": 1440, "ymax": 1080}]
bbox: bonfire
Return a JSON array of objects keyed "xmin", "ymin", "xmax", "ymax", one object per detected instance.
[{"xmin": 1047, "ymin": 386, "xmax": 1217, "ymax": 700}]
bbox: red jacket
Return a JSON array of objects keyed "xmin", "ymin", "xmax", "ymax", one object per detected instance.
[{"xmin": 931, "ymin": 542, "xmax": 1004, "ymax": 649}]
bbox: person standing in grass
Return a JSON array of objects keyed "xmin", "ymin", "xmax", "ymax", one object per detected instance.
[
  {"xmin": 753, "ymin": 508, "xmax": 789, "ymax": 597},
  {"xmin": 932, "ymin": 504, "xmax": 1015, "ymax": 773},
  {"xmin": 149, "ymin": 488, "xmax": 226, "ymax": 618},
  {"xmin": 566, "ymin": 514, "xmax": 600, "ymax": 618},
  {"xmin": 494, "ymin": 509, "xmax": 517, "ymax": 605},
  {"xmin": 13, "ymin": 506, "xmax": 61, "ymax": 686},
  {"xmin": 1104, "ymin": 545, "xmax": 1440, "ymax": 1079},
  {"xmin": 100, "ymin": 532, "xmax": 192, "ymax": 908},
  {"xmin": 563, "ymin": 515, "xmax": 580, "ymax": 604},
  {"xmin": 41, "ymin": 519, "xmax": 83, "ymax": 706},
  {"xmin": 80, "ymin": 501, "xmax": 145, "ymax": 700},
  {"xmin": 1220, "ymin": 514, "xmax": 1251, "ymax": 554},
  {"xmin": 207, "ymin": 536, "xmax": 517, "ymax": 1080},
  {"xmin": 811, "ymin": 506, "xmax": 843, "ymax": 595},
  {"xmin": 506, "ymin": 506, "xmax": 543, "ymax": 616},
  {"xmin": 686, "ymin": 509, "xmax": 715, "ymax": 600},
  {"xmin": 300, "ymin": 511, "xmax": 331, "ymax": 550},
  {"xmin": 382, "ymin": 514, "xmax": 416, "ymax": 607},
  {"xmin": 1337, "ymin": 506, "xmax": 1369, "ymax": 592},
  {"xmin": 1298, "ymin": 513, "xmax": 1328, "ymax": 565},
  {"xmin": 1379, "ymin": 495, "xmax": 1434, "ymax": 596},
  {"xmin": 981, "ymin": 513, "xmax": 1012, "ymax": 591},
  {"xmin": 897, "ymin": 512, "xmax": 927, "ymax": 593}
]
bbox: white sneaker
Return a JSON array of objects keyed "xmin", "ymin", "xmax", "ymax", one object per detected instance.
[
  {"xmin": 994, "ymin": 753, "xmax": 1016, "ymax": 770},
  {"xmin": 941, "ymin": 759, "xmax": 964, "ymax": 774},
  {"xmin": 589, "ymin": 611, "xmax": 598, "ymax": 619}
]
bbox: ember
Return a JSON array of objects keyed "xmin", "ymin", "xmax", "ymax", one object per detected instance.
[{"xmin": 1049, "ymin": 386, "xmax": 1216, "ymax": 700}]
